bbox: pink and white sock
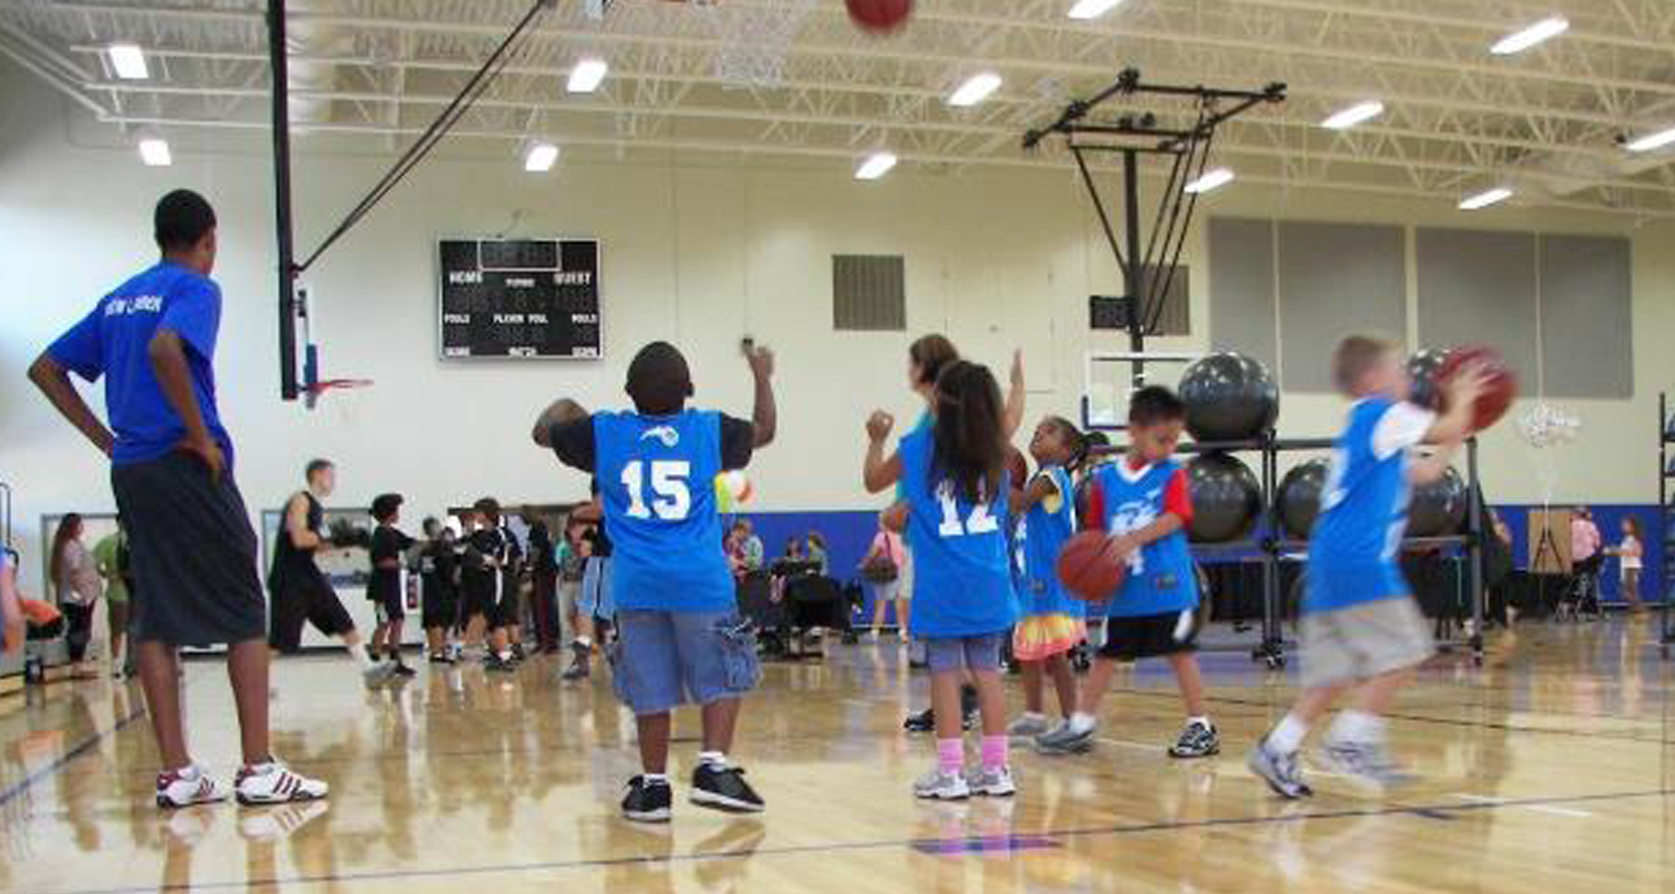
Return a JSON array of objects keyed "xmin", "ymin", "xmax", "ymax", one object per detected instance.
[
  {"xmin": 937, "ymin": 738, "xmax": 965, "ymax": 776},
  {"xmin": 981, "ymin": 735, "xmax": 1009, "ymax": 771}
]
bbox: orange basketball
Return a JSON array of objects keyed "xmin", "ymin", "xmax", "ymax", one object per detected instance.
[
  {"xmin": 845, "ymin": 0, "xmax": 913, "ymax": 33},
  {"xmin": 1056, "ymin": 530, "xmax": 1126, "ymax": 601},
  {"xmin": 1437, "ymin": 344, "xmax": 1517, "ymax": 433}
]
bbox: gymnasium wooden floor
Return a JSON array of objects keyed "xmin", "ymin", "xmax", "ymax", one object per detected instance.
[{"xmin": 3, "ymin": 617, "xmax": 1672, "ymax": 894}]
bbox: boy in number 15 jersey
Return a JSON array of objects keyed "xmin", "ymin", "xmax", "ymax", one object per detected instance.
[{"xmin": 535, "ymin": 341, "xmax": 777, "ymax": 824}]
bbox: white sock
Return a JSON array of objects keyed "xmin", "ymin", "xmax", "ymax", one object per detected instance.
[
  {"xmin": 698, "ymin": 750, "xmax": 728, "ymax": 769},
  {"xmin": 574, "ymin": 636, "xmax": 592, "ymax": 650},
  {"xmin": 1188, "ymin": 715, "xmax": 1212, "ymax": 729},
  {"xmin": 643, "ymin": 773, "xmax": 669, "ymax": 785},
  {"xmin": 497, "ymin": 650, "xmax": 513, "ymax": 661},
  {"xmin": 347, "ymin": 642, "xmax": 373, "ymax": 670},
  {"xmin": 1068, "ymin": 712, "xmax": 1097, "ymax": 734},
  {"xmin": 1330, "ymin": 710, "xmax": 1385, "ymax": 745},
  {"xmin": 1020, "ymin": 711, "xmax": 1046, "ymax": 724},
  {"xmin": 1268, "ymin": 714, "xmax": 1309, "ymax": 755}
]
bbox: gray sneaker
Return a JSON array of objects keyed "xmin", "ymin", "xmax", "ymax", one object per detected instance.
[
  {"xmin": 1034, "ymin": 721, "xmax": 1094, "ymax": 755},
  {"xmin": 967, "ymin": 766, "xmax": 1016, "ymax": 797},
  {"xmin": 1247, "ymin": 738, "xmax": 1313, "ymax": 800},
  {"xmin": 361, "ymin": 663, "xmax": 396, "ymax": 686},
  {"xmin": 1321, "ymin": 738, "xmax": 1418, "ymax": 790},
  {"xmin": 1168, "ymin": 721, "xmax": 1221, "ymax": 759},
  {"xmin": 1005, "ymin": 715, "xmax": 1051, "ymax": 738},
  {"xmin": 912, "ymin": 769, "xmax": 970, "ymax": 801}
]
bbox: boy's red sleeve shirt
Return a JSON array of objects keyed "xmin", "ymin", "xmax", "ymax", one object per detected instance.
[{"xmin": 1164, "ymin": 467, "xmax": 1193, "ymax": 526}]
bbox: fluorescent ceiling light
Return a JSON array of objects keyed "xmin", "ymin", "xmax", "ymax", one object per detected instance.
[
  {"xmin": 523, "ymin": 142, "xmax": 559, "ymax": 172},
  {"xmin": 1183, "ymin": 167, "xmax": 1234, "ymax": 194},
  {"xmin": 1067, "ymin": 0, "xmax": 1126, "ymax": 20},
  {"xmin": 567, "ymin": 58, "xmax": 608, "ymax": 93},
  {"xmin": 1625, "ymin": 126, "xmax": 1675, "ymax": 153},
  {"xmin": 947, "ymin": 72, "xmax": 1001, "ymax": 107},
  {"xmin": 855, "ymin": 152, "xmax": 897, "ymax": 180},
  {"xmin": 107, "ymin": 43, "xmax": 149, "ymax": 80},
  {"xmin": 1490, "ymin": 17, "xmax": 1568, "ymax": 55},
  {"xmin": 1458, "ymin": 187, "xmax": 1512, "ymax": 210},
  {"xmin": 138, "ymin": 137, "xmax": 171, "ymax": 167},
  {"xmin": 1321, "ymin": 100, "xmax": 1385, "ymax": 130}
]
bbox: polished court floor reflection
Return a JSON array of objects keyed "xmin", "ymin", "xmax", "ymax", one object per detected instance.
[{"xmin": 3, "ymin": 617, "xmax": 1673, "ymax": 893}]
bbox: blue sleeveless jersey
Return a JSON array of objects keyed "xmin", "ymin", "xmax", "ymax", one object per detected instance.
[
  {"xmin": 901, "ymin": 428, "xmax": 1019, "ymax": 637},
  {"xmin": 1092, "ymin": 460, "xmax": 1198, "ymax": 618},
  {"xmin": 594, "ymin": 410, "xmax": 733, "ymax": 613},
  {"xmin": 1306, "ymin": 398, "xmax": 1416, "ymax": 612},
  {"xmin": 1019, "ymin": 466, "xmax": 1083, "ymax": 619}
]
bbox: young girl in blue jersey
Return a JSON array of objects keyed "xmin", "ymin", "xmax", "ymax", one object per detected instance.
[
  {"xmin": 1005, "ymin": 416, "xmax": 1089, "ymax": 738},
  {"xmin": 1248, "ymin": 335, "xmax": 1487, "ymax": 799},
  {"xmin": 1036, "ymin": 387, "xmax": 1219, "ymax": 759},
  {"xmin": 864, "ymin": 360, "xmax": 1020, "ymax": 800},
  {"xmin": 534, "ymin": 340, "xmax": 778, "ymax": 823}
]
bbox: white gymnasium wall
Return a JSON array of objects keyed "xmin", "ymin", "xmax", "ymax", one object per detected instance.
[{"xmin": 3, "ymin": 63, "xmax": 1673, "ymax": 592}]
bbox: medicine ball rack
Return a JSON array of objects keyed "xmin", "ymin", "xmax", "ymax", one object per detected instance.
[{"xmin": 1087, "ymin": 433, "xmax": 1487, "ymax": 669}]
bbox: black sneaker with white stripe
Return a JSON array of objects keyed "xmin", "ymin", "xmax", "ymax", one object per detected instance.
[
  {"xmin": 690, "ymin": 764, "xmax": 765, "ymax": 813},
  {"xmin": 1168, "ymin": 721, "xmax": 1220, "ymax": 759},
  {"xmin": 621, "ymin": 775, "xmax": 673, "ymax": 823}
]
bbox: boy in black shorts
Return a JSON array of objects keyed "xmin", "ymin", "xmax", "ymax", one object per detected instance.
[
  {"xmin": 268, "ymin": 459, "xmax": 388, "ymax": 685},
  {"xmin": 418, "ymin": 517, "xmax": 461, "ymax": 664},
  {"xmin": 30, "ymin": 189, "xmax": 326, "ymax": 806},
  {"xmin": 1036, "ymin": 387, "xmax": 1217, "ymax": 759},
  {"xmin": 367, "ymin": 493, "xmax": 417, "ymax": 677},
  {"xmin": 461, "ymin": 498, "xmax": 518, "ymax": 672}
]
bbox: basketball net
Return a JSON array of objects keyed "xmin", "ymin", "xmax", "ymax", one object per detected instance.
[{"xmin": 691, "ymin": 0, "xmax": 818, "ymax": 88}]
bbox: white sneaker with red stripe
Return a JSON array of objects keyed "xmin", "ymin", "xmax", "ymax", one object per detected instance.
[
  {"xmin": 234, "ymin": 761, "xmax": 329, "ymax": 805},
  {"xmin": 156, "ymin": 764, "xmax": 230, "ymax": 809}
]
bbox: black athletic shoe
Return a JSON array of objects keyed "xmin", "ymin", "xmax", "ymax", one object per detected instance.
[
  {"xmin": 390, "ymin": 662, "xmax": 417, "ymax": 678},
  {"xmin": 960, "ymin": 685, "xmax": 980, "ymax": 729},
  {"xmin": 484, "ymin": 655, "xmax": 517, "ymax": 673},
  {"xmin": 510, "ymin": 643, "xmax": 527, "ymax": 662},
  {"xmin": 560, "ymin": 658, "xmax": 590, "ymax": 681},
  {"xmin": 690, "ymin": 764, "xmax": 765, "ymax": 814},
  {"xmin": 904, "ymin": 708, "xmax": 935, "ymax": 733},
  {"xmin": 621, "ymin": 776, "xmax": 673, "ymax": 824},
  {"xmin": 428, "ymin": 653, "xmax": 456, "ymax": 666}
]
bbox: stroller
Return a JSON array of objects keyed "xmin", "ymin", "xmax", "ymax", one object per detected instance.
[{"xmin": 1555, "ymin": 554, "xmax": 1605, "ymax": 622}]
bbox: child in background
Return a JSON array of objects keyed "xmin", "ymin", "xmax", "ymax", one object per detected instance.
[
  {"xmin": 535, "ymin": 340, "xmax": 777, "ymax": 822},
  {"xmin": 1248, "ymin": 335, "xmax": 1485, "ymax": 798},
  {"xmin": 418, "ymin": 517, "xmax": 461, "ymax": 664},
  {"xmin": 1607, "ymin": 517, "xmax": 1646, "ymax": 614},
  {"xmin": 865, "ymin": 360, "xmax": 1020, "ymax": 800},
  {"xmin": 367, "ymin": 494, "xmax": 417, "ymax": 677},
  {"xmin": 1006, "ymin": 416, "xmax": 1088, "ymax": 738},
  {"xmin": 1037, "ymin": 387, "xmax": 1218, "ymax": 759}
]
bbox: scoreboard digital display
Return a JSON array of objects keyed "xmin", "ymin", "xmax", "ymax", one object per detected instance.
[{"xmin": 438, "ymin": 238, "xmax": 602, "ymax": 359}]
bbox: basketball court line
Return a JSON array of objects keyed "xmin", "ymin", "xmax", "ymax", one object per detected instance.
[
  {"xmin": 33, "ymin": 787, "xmax": 1672, "ymax": 894},
  {"xmin": 1449, "ymin": 792, "xmax": 1593, "ymax": 818},
  {"xmin": 0, "ymin": 702, "xmax": 150, "ymax": 808}
]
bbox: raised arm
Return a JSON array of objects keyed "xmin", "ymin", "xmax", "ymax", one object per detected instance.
[
  {"xmin": 746, "ymin": 345, "xmax": 777, "ymax": 448},
  {"xmin": 532, "ymin": 398, "xmax": 589, "ymax": 448},
  {"xmin": 148, "ymin": 329, "xmax": 223, "ymax": 477},
  {"xmin": 863, "ymin": 411, "xmax": 903, "ymax": 493},
  {"xmin": 1002, "ymin": 349, "xmax": 1026, "ymax": 440},
  {"xmin": 27, "ymin": 354, "xmax": 115, "ymax": 458}
]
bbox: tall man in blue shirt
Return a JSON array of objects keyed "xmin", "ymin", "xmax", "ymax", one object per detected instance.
[{"xmin": 29, "ymin": 190, "xmax": 328, "ymax": 809}]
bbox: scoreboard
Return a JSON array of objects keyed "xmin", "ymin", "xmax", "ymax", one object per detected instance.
[{"xmin": 438, "ymin": 238, "xmax": 602, "ymax": 359}]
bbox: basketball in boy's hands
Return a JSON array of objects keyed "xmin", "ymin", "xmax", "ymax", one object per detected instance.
[
  {"xmin": 1438, "ymin": 344, "xmax": 1516, "ymax": 432},
  {"xmin": 1056, "ymin": 530, "xmax": 1126, "ymax": 601}
]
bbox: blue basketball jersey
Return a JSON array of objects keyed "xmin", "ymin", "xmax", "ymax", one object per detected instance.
[
  {"xmin": 1092, "ymin": 460, "xmax": 1199, "ymax": 618},
  {"xmin": 901, "ymin": 428, "xmax": 1019, "ymax": 637},
  {"xmin": 1019, "ymin": 466, "xmax": 1084, "ymax": 619},
  {"xmin": 594, "ymin": 410, "xmax": 733, "ymax": 613},
  {"xmin": 1306, "ymin": 398, "xmax": 1428, "ymax": 612}
]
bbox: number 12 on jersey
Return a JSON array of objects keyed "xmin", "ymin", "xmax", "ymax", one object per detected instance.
[
  {"xmin": 936, "ymin": 482, "xmax": 1001, "ymax": 538},
  {"xmin": 622, "ymin": 460, "xmax": 692, "ymax": 521}
]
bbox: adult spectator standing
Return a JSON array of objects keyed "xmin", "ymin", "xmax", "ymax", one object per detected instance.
[
  {"xmin": 738, "ymin": 520, "xmax": 765, "ymax": 574},
  {"xmin": 527, "ymin": 519, "xmax": 561, "ymax": 653},
  {"xmin": 1570, "ymin": 506, "xmax": 1604, "ymax": 611},
  {"xmin": 861, "ymin": 522, "xmax": 907, "ymax": 641},
  {"xmin": 50, "ymin": 514, "xmax": 102, "ymax": 679},
  {"xmin": 93, "ymin": 518, "xmax": 134, "ymax": 677},
  {"xmin": 28, "ymin": 189, "xmax": 327, "ymax": 807}
]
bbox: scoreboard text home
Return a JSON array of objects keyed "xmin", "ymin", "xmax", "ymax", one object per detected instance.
[{"xmin": 438, "ymin": 238, "xmax": 602, "ymax": 359}]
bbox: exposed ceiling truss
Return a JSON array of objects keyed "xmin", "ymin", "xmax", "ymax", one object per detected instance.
[{"xmin": 2, "ymin": 0, "xmax": 1674, "ymax": 217}]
